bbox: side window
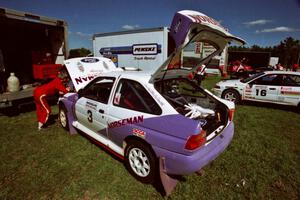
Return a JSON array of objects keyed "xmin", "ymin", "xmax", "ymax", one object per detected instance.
[
  {"xmin": 82, "ymin": 77, "xmax": 115, "ymax": 104},
  {"xmin": 282, "ymin": 75, "xmax": 300, "ymax": 87},
  {"xmin": 113, "ymin": 79, "xmax": 162, "ymax": 115},
  {"xmin": 252, "ymin": 74, "xmax": 282, "ymax": 85}
]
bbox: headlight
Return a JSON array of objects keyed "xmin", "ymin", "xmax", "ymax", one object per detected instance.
[{"xmin": 214, "ymin": 85, "xmax": 220, "ymax": 89}]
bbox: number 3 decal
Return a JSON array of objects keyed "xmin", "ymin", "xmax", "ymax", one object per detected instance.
[
  {"xmin": 256, "ymin": 89, "xmax": 267, "ymax": 96},
  {"xmin": 87, "ymin": 110, "xmax": 93, "ymax": 123}
]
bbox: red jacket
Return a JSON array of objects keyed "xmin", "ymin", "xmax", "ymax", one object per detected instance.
[{"xmin": 34, "ymin": 78, "xmax": 68, "ymax": 97}]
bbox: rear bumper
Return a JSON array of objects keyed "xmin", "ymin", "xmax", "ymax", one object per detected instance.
[{"xmin": 153, "ymin": 122, "xmax": 234, "ymax": 175}]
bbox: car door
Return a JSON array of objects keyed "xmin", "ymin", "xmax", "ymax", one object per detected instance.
[
  {"xmin": 278, "ymin": 74, "xmax": 300, "ymax": 105},
  {"xmin": 107, "ymin": 78, "xmax": 162, "ymax": 147},
  {"xmin": 75, "ymin": 77, "xmax": 115, "ymax": 136},
  {"xmin": 248, "ymin": 74, "xmax": 282, "ymax": 103}
]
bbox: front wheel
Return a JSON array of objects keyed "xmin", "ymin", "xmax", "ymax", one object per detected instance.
[
  {"xmin": 222, "ymin": 89, "xmax": 241, "ymax": 104},
  {"xmin": 124, "ymin": 140, "xmax": 157, "ymax": 184},
  {"xmin": 59, "ymin": 105, "xmax": 69, "ymax": 130}
]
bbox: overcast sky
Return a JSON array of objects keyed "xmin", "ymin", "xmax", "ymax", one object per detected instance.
[{"xmin": 1, "ymin": 0, "xmax": 299, "ymax": 50}]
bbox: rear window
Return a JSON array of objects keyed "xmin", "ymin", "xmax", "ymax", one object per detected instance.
[
  {"xmin": 155, "ymin": 78, "xmax": 218, "ymax": 114},
  {"xmin": 168, "ymin": 40, "xmax": 218, "ymax": 70}
]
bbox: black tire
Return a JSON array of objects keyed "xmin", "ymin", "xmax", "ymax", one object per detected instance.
[
  {"xmin": 124, "ymin": 140, "xmax": 157, "ymax": 184},
  {"xmin": 222, "ymin": 89, "xmax": 241, "ymax": 104},
  {"xmin": 59, "ymin": 105, "xmax": 69, "ymax": 130}
]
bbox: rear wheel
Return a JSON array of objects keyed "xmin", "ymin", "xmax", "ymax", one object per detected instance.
[
  {"xmin": 222, "ymin": 89, "xmax": 241, "ymax": 104},
  {"xmin": 59, "ymin": 105, "xmax": 69, "ymax": 130},
  {"xmin": 124, "ymin": 140, "xmax": 157, "ymax": 184}
]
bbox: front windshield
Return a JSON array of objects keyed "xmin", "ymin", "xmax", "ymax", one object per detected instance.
[{"xmin": 241, "ymin": 72, "xmax": 265, "ymax": 83}]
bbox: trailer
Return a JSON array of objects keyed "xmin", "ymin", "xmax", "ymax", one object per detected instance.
[
  {"xmin": 0, "ymin": 7, "xmax": 68, "ymax": 110},
  {"xmin": 93, "ymin": 27, "xmax": 227, "ymax": 74},
  {"xmin": 93, "ymin": 27, "xmax": 168, "ymax": 72}
]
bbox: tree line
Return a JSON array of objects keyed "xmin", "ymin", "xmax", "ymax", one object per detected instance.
[{"xmin": 229, "ymin": 37, "xmax": 300, "ymax": 67}]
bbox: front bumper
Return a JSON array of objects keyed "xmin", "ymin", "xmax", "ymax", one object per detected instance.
[{"xmin": 152, "ymin": 122, "xmax": 234, "ymax": 175}]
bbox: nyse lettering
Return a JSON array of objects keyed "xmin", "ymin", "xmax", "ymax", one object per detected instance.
[{"xmin": 75, "ymin": 75, "xmax": 96, "ymax": 85}]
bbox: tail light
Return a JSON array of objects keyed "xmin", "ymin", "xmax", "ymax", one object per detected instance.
[
  {"xmin": 185, "ymin": 130, "xmax": 206, "ymax": 150},
  {"xmin": 229, "ymin": 109, "xmax": 235, "ymax": 121}
]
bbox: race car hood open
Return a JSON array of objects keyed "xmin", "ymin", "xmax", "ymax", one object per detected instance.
[
  {"xmin": 150, "ymin": 10, "xmax": 246, "ymax": 83},
  {"xmin": 64, "ymin": 57, "xmax": 120, "ymax": 92}
]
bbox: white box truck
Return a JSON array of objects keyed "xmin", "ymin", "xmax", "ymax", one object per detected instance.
[
  {"xmin": 0, "ymin": 7, "xmax": 68, "ymax": 112},
  {"xmin": 93, "ymin": 27, "xmax": 169, "ymax": 73},
  {"xmin": 93, "ymin": 27, "xmax": 226, "ymax": 74}
]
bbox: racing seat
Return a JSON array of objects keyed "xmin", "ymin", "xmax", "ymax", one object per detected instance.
[{"xmin": 122, "ymin": 92, "xmax": 135, "ymax": 109}]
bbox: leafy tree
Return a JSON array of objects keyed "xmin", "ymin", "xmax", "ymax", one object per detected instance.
[
  {"xmin": 275, "ymin": 37, "xmax": 300, "ymax": 67},
  {"xmin": 250, "ymin": 45, "xmax": 263, "ymax": 52},
  {"xmin": 228, "ymin": 37, "xmax": 300, "ymax": 67},
  {"xmin": 68, "ymin": 48, "xmax": 92, "ymax": 58}
]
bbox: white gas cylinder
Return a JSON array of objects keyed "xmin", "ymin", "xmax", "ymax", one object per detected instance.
[{"xmin": 7, "ymin": 72, "xmax": 20, "ymax": 92}]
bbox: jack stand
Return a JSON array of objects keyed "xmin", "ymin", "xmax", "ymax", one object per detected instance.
[{"xmin": 159, "ymin": 157, "xmax": 178, "ymax": 196}]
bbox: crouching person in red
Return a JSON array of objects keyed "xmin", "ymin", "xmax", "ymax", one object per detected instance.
[{"xmin": 34, "ymin": 70, "xmax": 70, "ymax": 130}]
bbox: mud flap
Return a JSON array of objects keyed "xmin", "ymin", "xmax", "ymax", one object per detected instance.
[
  {"xmin": 67, "ymin": 112, "xmax": 78, "ymax": 135},
  {"xmin": 69, "ymin": 123, "xmax": 78, "ymax": 135},
  {"xmin": 159, "ymin": 157, "xmax": 178, "ymax": 196}
]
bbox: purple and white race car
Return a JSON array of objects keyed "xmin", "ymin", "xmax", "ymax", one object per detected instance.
[{"xmin": 59, "ymin": 10, "xmax": 245, "ymax": 185}]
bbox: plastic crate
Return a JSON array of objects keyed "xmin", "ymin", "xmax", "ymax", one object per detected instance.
[{"xmin": 33, "ymin": 64, "xmax": 62, "ymax": 79}]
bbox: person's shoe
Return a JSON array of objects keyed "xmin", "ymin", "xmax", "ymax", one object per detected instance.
[{"xmin": 38, "ymin": 122, "xmax": 44, "ymax": 131}]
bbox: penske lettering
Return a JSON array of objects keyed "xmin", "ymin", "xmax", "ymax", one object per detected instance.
[
  {"xmin": 133, "ymin": 44, "xmax": 158, "ymax": 55},
  {"xmin": 134, "ymin": 47, "xmax": 155, "ymax": 52},
  {"xmin": 108, "ymin": 115, "xmax": 144, "ymax": 128}
]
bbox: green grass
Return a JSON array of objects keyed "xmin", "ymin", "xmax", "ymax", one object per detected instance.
[{"xmin": 0, "ymin": 76, "xmax": 299, "ymax": 199}]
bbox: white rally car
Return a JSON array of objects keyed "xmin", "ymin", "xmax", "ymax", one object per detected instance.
[
  {"xmin": 212, "ymin": 71, "xmax": 300, "ymax": 109},
  {"xmin": 59, "ymin": 10, "xmax": 245, "ymax": 193}
]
